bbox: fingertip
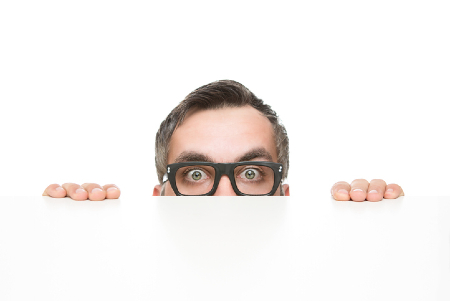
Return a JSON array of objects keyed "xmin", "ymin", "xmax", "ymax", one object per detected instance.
[
  {"xmin": 366, "ymin": 192, "xmax": 383, "ymax": 202},
  {"xmin": 44, "ymin": 184, "xmax": 67, "ymax": 198},
  {"xmin": 384, "ymin": 184, "xmax": 402, "ymax": 199},
  {"xmin": 106, "ymin": 187, "xmax": 120, "ymax": 199},
  {"xmin": 331, "ymin": 182, "xmax": 351, "ymax": 201},
  {"xmin": 103, "ymin": 184, "xmax": 121, "ymax": 199},
  {"xmin": 349, "ymin": 189, "xmax": 366, "ymax": 202},
  {"xmin": 88, "ymin": 188, "xmax": 106, "ymax": 201},
  {"xmin": 72, "ymin": 188, "xmax": 88, "ymax": 201},
  {"xmin": 334, "ymin": 189, "xmax": 350, "ymax": 201},
  {"xmin": 384, "ymin": 191, "xmax": 399, "ymax": 199},
  {"xmin": 54, "ymin": 186, "xmax": 67, "ymax": 198},
  {"xmin": 366, "ymin": 190, "xmax": 383, "ymax": 202}
]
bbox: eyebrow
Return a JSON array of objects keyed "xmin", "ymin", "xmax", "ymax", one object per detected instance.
[
  {"xmin": 174, "ymin": 151, "xmax": 215, "ymax": 163},
  {"xmin": 235, "ymin": 148, "xmax": 273, "ymax": 162},
  {"xmin": 173, "ymin": 148, "xmax": 273, "ymax": 164}
]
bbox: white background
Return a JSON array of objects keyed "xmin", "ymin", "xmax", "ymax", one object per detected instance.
[
  {"xmin": 1, "ymin": 0, "xmax": 449, "ymax": 197},
  {"xmin": 1, "ymin": 196, "xmax": 449, "ymax": 300}
]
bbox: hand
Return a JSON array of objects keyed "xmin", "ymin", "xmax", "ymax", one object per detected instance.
[
  {"xmin": 42, "ymin": 183, "xmax": 121, "ymax": 201},
  {"xmin": 331, "ymin": 179, "xmax": 404, "ymax": 202}
]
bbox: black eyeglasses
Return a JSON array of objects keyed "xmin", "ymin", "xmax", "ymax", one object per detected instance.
[{"xmin": 163, "ymin": 161, "xmax": 283, "ymax": 196}]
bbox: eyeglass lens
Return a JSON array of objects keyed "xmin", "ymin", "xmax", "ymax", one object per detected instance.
[{"xmin": 174, "ymin": 164, "xmax": 275, "ymax": 195}]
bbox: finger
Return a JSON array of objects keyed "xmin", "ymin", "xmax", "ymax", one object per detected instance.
[
  {"xmin": 103, "ymin": 184, "xmax": 121, "ymax": 199},
  {"xmin": 42, "ymin": 184, "xmax": 67, "ymax": 198},
  {"xmin": 81, "ymin": 183, "xmax": 106, "ymax": 201},
  {"xmin": 384, "ymin": 183, "xmax": 404, "ymax": 199},
  {"xmin": 330, "ymin": 181, "xmax": 351, "ymax": 201},
  {"xmin": 350, "ymin": 179, "xmax": 369, "ymax": 202},
  {"xmin": 62, "ymin": 183, "xmax": 88, "ymax": 201},
  {"xmin": 366, "ymin": 179, "xmax": 387, "ymax": 202}
]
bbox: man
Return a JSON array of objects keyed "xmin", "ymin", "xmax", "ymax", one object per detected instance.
[{"xmin": 43, "ymin": 80, "xmax": 404, "ymax": 200}]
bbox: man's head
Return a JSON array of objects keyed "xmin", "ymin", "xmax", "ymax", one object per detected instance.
[{"xmin": 153, "ymin": 80, "xmax": 289, "ymax": 196}]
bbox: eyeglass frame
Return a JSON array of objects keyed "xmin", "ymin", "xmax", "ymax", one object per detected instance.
[{"xmin": 162, "ymin": 161, "xmax": 284, "ymax": 196}]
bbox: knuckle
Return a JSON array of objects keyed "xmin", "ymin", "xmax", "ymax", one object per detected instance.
[
  {"xmin": 332, "ymin": 181, "xmax": 349, "ymax": 189},
  {"xmin": 47, "ymin": 184, "xmax": 58, "ymax": 190},
  {"xmin": 371, "ymin": 179, "xmax": 386, "ymax": 185},
  {"xmin": 386, "ymin": 184, "xmax": 397, "ymax": 190},
  {"xmin": 62, "ymin": 183, "xmax": 78, "ymax": 189},
  {"xmin": 82, "ymin": 183, "xmax": 100, "ymax": 188},
  {"xmin": 351, "ymin": 178, "xmax": 368, "ymax": 184},
  {"xmin": 334, "ymin": 181, "xmax": 348, "ymax": 185}
]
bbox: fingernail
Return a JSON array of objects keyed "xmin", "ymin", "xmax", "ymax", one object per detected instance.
[
  {"xmin": 56, "ymin": 187, "xmax": 64, "ymax": 191},
  {"xmin": 92, "ymin": 188, "xmax": 103, "ymax": 193},
  {"xmin": 352, "ymin": 189, "xmax": 363, "ymax": 192},
  {"xmin": 75, "ymin": 188, "xmax": 86, "ymax": 194},
  {"xmin": 386, "ymin": 188, "xmax": 394, "ymax": 193},
  {"xmin": 369, "ymin": 190, "xmax": 378, "ymax": 194},
  {"xmin": 337, "ymin": 189, "xmax": 348, "ymax": 195},
  {"xmin": 107, "ymin": 187, "xmax": 118, "ymax": 192}
]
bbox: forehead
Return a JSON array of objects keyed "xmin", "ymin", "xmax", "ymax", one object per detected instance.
[{"xmin": 168, "ymin": 105, "xmax": 277, "ymax": 163}]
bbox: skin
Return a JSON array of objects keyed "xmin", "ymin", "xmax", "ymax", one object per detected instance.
[
  {"xmin": 154, "ymin": 106, "xmax": 288, "ymax": 196},
  {"xmin": 43, "ymin": 106, "xmax": 404, "ymax": 200}
]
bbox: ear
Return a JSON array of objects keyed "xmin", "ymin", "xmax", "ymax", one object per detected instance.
[
  {"xmin": 153, "ymin": 185, "xmax": 162, "ymax": 196},
  {"xmin": 282, "ymin": 184, "xmax": 290, "ymax": 196}
]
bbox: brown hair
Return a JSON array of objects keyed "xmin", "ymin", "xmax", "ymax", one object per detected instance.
[{"xmin": 155, "ymin": 80, "xmax": 289, "ymax": 186}]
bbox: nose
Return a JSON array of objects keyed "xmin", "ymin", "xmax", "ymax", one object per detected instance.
[{"xmin": 213, "ymin": 175, "xmax": 238, "ymax": 196}]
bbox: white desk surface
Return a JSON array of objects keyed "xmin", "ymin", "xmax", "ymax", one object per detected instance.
[{"xmin": 0, "ymin": 196, "xmax": 449, "ymax": 301}]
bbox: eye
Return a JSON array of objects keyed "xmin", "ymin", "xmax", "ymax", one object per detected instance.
[
  {"xmin": 239, "ymin": 168, "xmax": 261, "ymax": 180},
  {"xmin": 187, "ymin": 169, "xmax": 208, "ymax": 181},
  {"xmin": 245, "ymin": 169, "xmax": 256, "ymax": 179}
]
